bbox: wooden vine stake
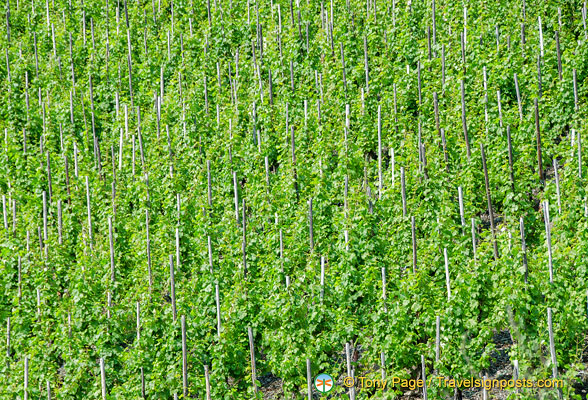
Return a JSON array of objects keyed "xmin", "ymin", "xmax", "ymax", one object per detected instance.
[
  {"xmin": 100, "ymin": 357, "xmax": 106, "ymax": 400},
  {"xmin": 401, "ymin": 167, "xmax": 407, "ymax": 217},
  {"xmin": 535, "ymin": 99, "xmax": 544, "ymax": 181},
  {"xmin": 435, "ymin": 316, "xmax": 440, "ymax": 365},
  {"xmin": 204, "ymin": 365, "xmax": 212, "ymax": 400},
  {"xmin": 309, "ymin": 198, "xmax": 314, "ymax": 252},
  {"xmin": 242, "ymin": 199, "xmax": 247, "ymax": 276},
  {"xmin": 146, "ymin": 210, "xmax": 152, "ymax": 289},
  {"xmin": 6, "ymin": 317, "xmax": 10, "ymax": 359},
  {"xmin": 248, "ymin": 327, "xmax": 258, "ymax": 394},
  {"xmin": 411, "ymin": 216, "xmax": 417, "ymax": 273},
  {"xmin": 170, "ymin": 255, "xmax": 177, "ymax": 322},
  {"xmin": 378, "ymin": 104, "xmax": 382, "ymax": 199},
  {"xmin": 306, "ymin": 358, "xmax": 312, "ymax": 400},
  {"xmin": 181, "ymin": 315, "xmax": 188, "ymax": 398},
  {"xmin": 547, "ymin": 308, "xmax": 563, "ymax": 400},
  {"xmin": 85, "ymin": 177, "xmax": 93, "ymax": 251},
  {"xmin": 108, "ymin": 217, "xmax": 115, "ymax": 282},
  {"xmin": 543, "ymin": 200, "xmax": 554, "ymax": 283},
  {"xmin": 24, "ymin": 356, "xmax": 29, "ymax": 400}
]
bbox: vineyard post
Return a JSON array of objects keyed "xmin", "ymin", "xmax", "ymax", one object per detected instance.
[
  {"xmin": 417, "ymin": 62, "xmax": 422, "ymax": 108},
  {"xmin": 136, "ymin": 301, "xmax": 140, "ymax": 343},
  {"xmin": 181, "ymin": 315, "xmax": 188, "ymax": 398},
  {"xmin": 320, "ymin": 256, "xmax": 325, "ymax": 299},
  {"xmin": 85, "ymin": 177, "xmax": 93, "ymax": 250},
  {"xmin": 380, "ymin": 352, "xmax": 386, "ymax": 382},
  {"xmin": 440, "ymin": 128, "xmax": 449, "ymax": 172},
  {"xmin": 514, "ymin": 74, "xmax": 523, "ymax": 122},
  {"xmin": 36, "ymin": 288, "xmax": 41, "ymax": 316},
  {"xmin": 47, "ymin": 380, "xmax": 51, "ymax": 400},
  {"xmin": 480, "ymin": 144, "xmax": 498, "ymax": 259},
  {"xmin": 176, "ymin": 194, "xmax": 181, "ymax": 225},
  {"xmin": 170, "ymin": 255, "xmax": 177, "ymax": 322},
  {"xmin": 345, "ymin": 342, "xmax": 355, "ymax": 399},
  {"xmin": 64, "ymin": 155, "xmax": 71, "ymax": 204},
  {"xmin": 363, "ymin": 36, "xmax": 369, "ymax": 92},
  {"xmin": 576, "ymin": 129, "xmax": 583, "ymax": 178},
  {"xmin": 107, "ymin": 292, "xmax": 111, "ymax": 318},
  {"xmin": 538, "ymin": 16, "xmax": 544, "ymax": 57},
  {"xmin": 381, "ymin": 267, "xmax": 387, "ymax": 312},
  {"xmin": 401, "ymin": 167, "xmax": 407, "ymax": 217},
  {"xmin": 233, "ymin": 171, "xmax": 239, "ymax": 223},
  {"xmin": 309, "ymin": 198, "xmax": 314, "ymax": 252},
  {"xmin": 108, "ymin": 217, "xmax": 115, "ymax": 282},
  {"xmin": 207, "ymin": 160, "xmax": 212, "ymax": 208},
  {"xmin": 433, "ymin": 92, "xmax": 440, "ymax": 138},
  {"xmin": 547, "ymin": 308, "xmax": 562, "ymax": 399},
  {"xmin": 497, "ymin": 90, "xmax": 503, "ymax": 127},
  {"xmin": 46, "ymin": 153, "xmax": 52, "ymax": 202},
  {"xmin": 574, "ymin": 69, "xmax": 579, "ymax": 111},
  {"xmin": 204, "ymin": 365, "xmax": 212, "ymax": 399},
  {"xmin": 73, "ymin": 142, "xmax": 79, "ymax": 177},
  {"xmin": 42, "ymin": 191, "xmax": 48, "ymax": 245},
  {"xmin": 24, "ymin": 356, "xmax": 29, "ymax": 400},
  {"xmin": 341, "ymin": 43, "xmax": 348, "ymax": 96},
  {"xmin": 344, "ymin": 175, "xmax": 349, "ymax": 219},
  {"xmin": 279, "ymin": 227, "xmax": 284, "ymax": 272},
  {"xmin": 175, "ymin": 227, "xmax": 180, "ymax": 272},
  {"xmin": 535, "ymin": 99, "xmax": 544, "ymax": 180},
  {"xmin": 378, "ymin": 104, "xmax": 382, "ymax": 199},
  {"xmin": 583, "ymin": 3, "xmax": 588, "ymax": 39},
  {"xmin": 242, "ymin": 199, "xmax": 247, "ymax": 276},
  {"xmin": 306, "ymin": 358, "xmax": 312, "ymax": 400},
  {"xmin": 344, "ymin": 230, "xmax": 349, "ymax": 251},
  {"xmin": 411, "ymin": 216, "xmax": 417, "ymax": 272},
  {"xmin": 435, "ymin": 316, "xmax": 440, "ymax": 365},
  {"xmin": 458, "ymin": 187, "xmax": 465, "ymax": 227},
  {"xmin": 555, "ymin": 31, "xmax": 562, "ymax": 81},
  {"xmin": 98, "ymin": 358, "xmax": 107, "ymax": 400},
  {"xmin": 248, "ymin": 327, "xmax": 258, "ymax": 394},
  {"xmin": 460, "ymin": 79, "xmax": 471, "ymax": 160},
  {"xmin": 146, "ymin": 210, "xmax": 152, "ymax": 289},
  {"xmin": 140, "ymin": 367, "xmax": 145, "ymax": 398},
  {"xmin": 292, "ymin": 126, "xmax": 299, "ymax": 199},
  {"xmin": 543, "ymin": 200, "xmax": 554, "ymax": 283},
  {"xmin": 6, "ymin": 317, "xmax": 9, "ymax": 359}
]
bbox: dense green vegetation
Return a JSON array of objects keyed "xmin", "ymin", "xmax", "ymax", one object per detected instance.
[{"xmin": 1, "ymin": 0, "xmax": 588, "ymax": 398}]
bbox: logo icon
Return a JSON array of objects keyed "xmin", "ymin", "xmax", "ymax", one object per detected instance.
[{"xmin": 314, "ymin": 373, "xmax": 334, "ymax": 393}]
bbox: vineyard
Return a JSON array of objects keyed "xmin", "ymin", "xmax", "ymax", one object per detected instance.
[{"xmin": 1, "ymin": 0, "xmax": 588, "ymax": 398}]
